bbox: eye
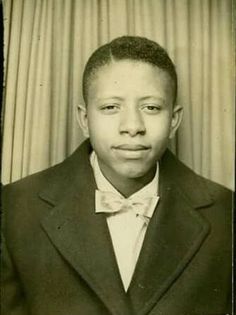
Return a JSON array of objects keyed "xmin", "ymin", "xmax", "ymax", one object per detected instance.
[
  {"xmin": 141, "ymin": 104, "xmax": 161, "ymax": 114},
  {"xmin": 100, "ymin": 104, "xmax": 120, "ymax": 114}
]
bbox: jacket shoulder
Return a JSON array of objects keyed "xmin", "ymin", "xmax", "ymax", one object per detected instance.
[
  {"xmin": 201, "ymin": 176, "xmax": 233, "ymax": 202},
  {"xmin": 2, "ymin": 140, "xmax": 93, "ymax": 218},
  {"xmin": 3, "ymin": 163, "xmax": 62, "ymax": 201},
  {"xmin": 162, "ymin": 150, "xmax": 233, "ymax": 208}
]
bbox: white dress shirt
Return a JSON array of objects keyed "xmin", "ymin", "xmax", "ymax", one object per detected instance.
[{"xmin": 90, "ymin": 152, "xmax": 159, "ymax": 291}]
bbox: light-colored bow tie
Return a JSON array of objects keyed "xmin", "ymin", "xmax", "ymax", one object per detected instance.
[{"xmin": 95, "ymin": 190, "xmax": 159, "ymax": 219}]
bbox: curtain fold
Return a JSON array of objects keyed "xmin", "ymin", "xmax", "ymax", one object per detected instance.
[{"xmin": 2, "ymin": 0, "xmax": 234, "ymax": 189}]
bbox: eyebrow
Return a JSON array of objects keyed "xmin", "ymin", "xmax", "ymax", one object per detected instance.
[
  {"xmin": 97, "ymin": 95, "xmax": 166, "ymax": 103},
  {"xmin": 138, "ymin": 95, "xmax": 165, "ymax": 103},
  {"xmin": 97, "ymin": 96, "xmax": 124, "ymax": 102}
]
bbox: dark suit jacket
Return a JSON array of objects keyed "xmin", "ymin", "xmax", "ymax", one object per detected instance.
[{"xmin": 1, "ymin": 140, "xmax": 233, "ymax": 315}]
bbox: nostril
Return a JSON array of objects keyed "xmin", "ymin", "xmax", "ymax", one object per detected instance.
[
  {"xmin": 119, "ymin": 112, "xmax": 146, "ymax": 136},
  {"xmin": 119, "ymin": 125, "xmax": 146, "ymax": 137}
]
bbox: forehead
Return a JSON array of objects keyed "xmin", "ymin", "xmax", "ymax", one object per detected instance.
[{"xmin": 87, "ymin": 60, "xmax": 175, "ymax": 103}]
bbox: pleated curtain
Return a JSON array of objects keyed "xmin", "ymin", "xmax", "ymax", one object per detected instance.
[{"xmin": 2, "ymin": 0, "xmax": 234, "ymax": 189}]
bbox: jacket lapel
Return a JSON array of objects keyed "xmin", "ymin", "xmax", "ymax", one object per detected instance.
[
  {"xmin": 39, "ymin": 141, "xmax": 133, "ymax": 315},
  {"xmin": 38, "ymin": 142, "xmax": 214, "ymax": 315},
  {"xmin": 127, "ymin": 150, "xmax": 213, "ymax": 315}
]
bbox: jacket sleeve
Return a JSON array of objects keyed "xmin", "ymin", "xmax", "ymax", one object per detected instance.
[{"xmin": 1, "ymin": 235, "xmax": 29, "ymax": 315}]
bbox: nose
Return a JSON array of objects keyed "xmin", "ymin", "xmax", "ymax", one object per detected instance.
[{"xmin": 119, "ymin": 107, "xmax": 146, "ymax": 136}]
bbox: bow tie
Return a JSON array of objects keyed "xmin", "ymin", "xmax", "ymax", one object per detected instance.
[{"xmin": 95, "ymin": 190, "xmax": 159, "ymax": 219}]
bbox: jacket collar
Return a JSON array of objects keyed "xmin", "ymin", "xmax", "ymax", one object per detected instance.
[
  {"xmin": 38, "ymin": 140, "xmax": 95, "ymax": 206},
  {"xmin": 39, "ymin": 140, "xmax": 213, "ymax": 209},
  {"xmin": 158, "ymin": 149, "xmax": 213, "ymax": 209},
  {"xmin": 39, "ymin": 140, "xmax": 213, "ymax": 315}
]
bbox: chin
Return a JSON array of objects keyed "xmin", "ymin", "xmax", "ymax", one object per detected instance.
[{"xmin": 117, "ymin": 167, "xmax": 153, "ymax": 180}]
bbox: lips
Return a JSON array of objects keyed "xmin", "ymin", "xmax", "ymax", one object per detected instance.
[
  {"xmin": 113, "ymin": 144, "xmax": 150, "ymax": 151},
  {"xmin": 112, "ymin": 144, "xmax": 150, "ymax": 159}
]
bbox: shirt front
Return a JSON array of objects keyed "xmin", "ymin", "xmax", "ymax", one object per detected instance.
[{"xmin": 90, "ymin": 151, "xmax": 159, "ymax": 291}]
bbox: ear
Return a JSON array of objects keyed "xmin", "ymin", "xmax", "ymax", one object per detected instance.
[
  {"xmin": 169, "ymin": 105, "xmax": 183, "ymax": 139},
  {"xmin": 76, "ymin": 104, "xmax": 90, "ymax": 138}
]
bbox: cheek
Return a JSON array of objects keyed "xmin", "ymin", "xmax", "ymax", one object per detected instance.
[
  {"xmin": 146, "ymin": 116, "xmax": 172, "ymax": 137},
  {"xmin": 88, "ymin": 121, "xmax": 110, "ymax": 138},
  {"xmin": 87, "ymin": 113, "xmax": 102, "ymax": 134},
  {"xmin": 87, "ymin": 113, "xmax": 118, "ymax": 136},
  {"xmin": 87, "ymin": 118, "xmax": 113, "ymax": 147}
]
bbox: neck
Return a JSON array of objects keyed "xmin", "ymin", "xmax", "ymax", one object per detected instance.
[{"xmin": 98, "ymin": 163, "xmax": 157, "ymax": 198}]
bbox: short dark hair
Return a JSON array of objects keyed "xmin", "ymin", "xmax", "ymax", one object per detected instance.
[{"xmin": 82, "ymin": 36, "xmax": 177, "ymax": 104}]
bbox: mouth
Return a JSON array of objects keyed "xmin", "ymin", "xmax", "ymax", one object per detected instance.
[
  {"xmin": 112, "ymin": 144, "xmax": 151, "ymax": 159},
  {"xmin": 113, "ymin": 144, "xmax": 150, "ymax": 151}
]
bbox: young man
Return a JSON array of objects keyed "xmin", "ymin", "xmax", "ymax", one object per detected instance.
[{"xmin": 1, "ymin": 36, "xmax": 232, "ymax": 315}]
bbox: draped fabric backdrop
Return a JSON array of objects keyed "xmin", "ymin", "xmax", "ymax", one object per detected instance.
[{"xmin": 2, "ymin": 0, "xmax": 234, "ymax": 189}]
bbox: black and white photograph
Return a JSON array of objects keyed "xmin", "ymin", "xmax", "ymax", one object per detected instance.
[{"xmin": 1, "ymin": 1, "xmax": 234, "ymax": 314}]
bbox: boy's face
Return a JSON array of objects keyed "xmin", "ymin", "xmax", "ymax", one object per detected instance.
[{"xmin": 78, "ymin": 60, "xmax": 182, "ymax": 183}]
